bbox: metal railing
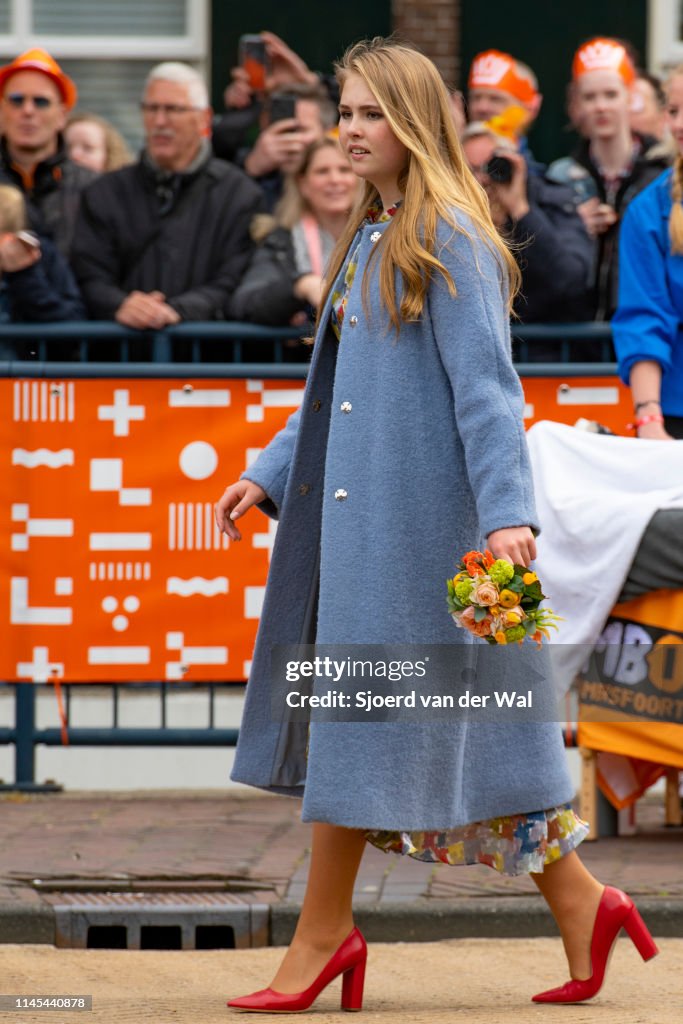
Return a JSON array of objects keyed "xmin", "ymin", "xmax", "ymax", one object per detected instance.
[{"xmin": 0, "ymin": 319, "xmax": 617, "ymax": 787}]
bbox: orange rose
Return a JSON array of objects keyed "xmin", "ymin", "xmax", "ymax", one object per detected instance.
[{"xmin": 461, "ymin": 605, "xmax": 493, "ymax": 637}]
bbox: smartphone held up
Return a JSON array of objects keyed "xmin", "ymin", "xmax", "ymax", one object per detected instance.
[{"xmin": 239, "ymin": 34, "xmax": 269, "ymax": 92}]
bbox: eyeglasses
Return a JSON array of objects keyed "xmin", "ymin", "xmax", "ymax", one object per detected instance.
[
  {"xmin": 5, "ymin": 93, "xmax": 54, "ymax": 109},
  {"xmin": 140, "ymin": 102, "xmax": 200, "ymax": 117}
]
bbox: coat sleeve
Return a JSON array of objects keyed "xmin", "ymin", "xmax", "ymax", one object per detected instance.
[
  {"xmin": 612, "ymin": 189, "xmax": 678, "ymax": 385},
  {"xmin": 429, "ymin": 219, "xmax": 540, "ymax": 538},
  {"xmin": 71, "ymin": 180, "xmax": 130, "ymax": 319},
  {"xmin": 168, "ymin": 177, "xmax": 265, "ymax": 321},
  {"xmin": 240, "ymin": 405, "xmax": 302, "ymax": 519},
  {"xmin": 4, "ymin": 238, "xmax": 87, "ymax": 321}
]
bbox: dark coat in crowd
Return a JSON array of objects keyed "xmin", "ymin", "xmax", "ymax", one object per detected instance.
[
  {"xmin": 0, "ymin": 137, "xmax": 97, "ymax": 258},
  {"xmin": 0, "ymin": 235, "xmax": 85, "ymax": 323},
  {"xmin": 229, "ymin": 226, "xmax": 309, "ymax": 324},
  {"xmin": 547, "ymin": 134, "xmax": 672, "ymax": 320},
  {"xmin": 509, "ymin": 173, "xmax": 593, "ymax": 324},
  {"xmin": 71, "ymin": 149, "xmax": 264, "ymax": 321}
]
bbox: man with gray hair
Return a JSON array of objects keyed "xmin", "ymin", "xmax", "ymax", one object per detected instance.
[{"xmin": 72, "ymin": 62, "xmax": 263, "ymax": 327}]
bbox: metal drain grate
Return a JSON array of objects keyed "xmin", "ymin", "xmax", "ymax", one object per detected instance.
[{"xmin": 48, "ymin": 892, "xmax": 269, "ymax": 949}]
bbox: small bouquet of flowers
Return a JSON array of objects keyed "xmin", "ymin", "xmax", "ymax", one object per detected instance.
[{"xmin": 446, "ymin": 549, "xmax": 561, "ymax": 646}]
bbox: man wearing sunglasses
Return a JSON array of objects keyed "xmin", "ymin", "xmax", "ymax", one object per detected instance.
[
  {"xmin": 0, "ymin": 48, "xmax": 96, "ymax": 257},
  {"xmin": 71, "ymin": 62, "xmax": 263, "ymax": 328}
]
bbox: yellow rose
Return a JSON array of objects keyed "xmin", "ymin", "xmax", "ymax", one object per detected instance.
[
  {"xmin": 523, "ymin": 572, "xmax": 538, "ymax": 585},
  {"xmin": 499, "ymin": 589, "xmax": 520, "ymax": 609},
  {"xmin": 494, "ymin": 631, "xmax": 508, "ymax": 644}
]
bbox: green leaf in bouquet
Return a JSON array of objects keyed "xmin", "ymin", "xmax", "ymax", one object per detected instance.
[
  {"xmin": 523, "ymin": 581, "xmax": 544, "ymax": 601},
  {"xmin": 473, "ymin": 605, "xmax": 488, "ymax": 622},
  {"xmin": 524, "ymin": 619, "xmax": 538, "ymax": 635}
]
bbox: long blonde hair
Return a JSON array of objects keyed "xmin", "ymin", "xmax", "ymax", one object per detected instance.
[
  {"xmin": 320, "ymin": 37, "xmax": 521, "ymax": 332},
  {"xmin": 668, "ymin": 67, "xmax": 683, "ymax": 254}
]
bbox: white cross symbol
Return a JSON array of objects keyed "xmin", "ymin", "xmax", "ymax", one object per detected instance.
[
  {"xmin": 16, "ymin": 646, "xmax": 64, "ymax": 683},
  {"xmin": 98, "ymin": 389, "xmax": 145, "ymax": 437}
]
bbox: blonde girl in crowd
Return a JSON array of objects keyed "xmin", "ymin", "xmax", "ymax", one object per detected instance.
[{"xmin": 216, "ymin": 37, "xmax": 659, "ymax": 1012}]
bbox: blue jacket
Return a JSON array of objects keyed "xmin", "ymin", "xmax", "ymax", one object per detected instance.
[
  {"xmin": 0, "ymin": 234, "xmax": 85, "ymax": 322},
  {"xmin": 230, "ymin": 211, "xmax": 573, "ymax": 830},
  {"xmin": 612, "ymin": 169, "xmax": 683, "ymax": 416}
]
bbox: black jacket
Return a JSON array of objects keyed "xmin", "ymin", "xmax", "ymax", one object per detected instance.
[
  {"xmin": 229, "ymin": 226, "xmax": 308, "ymax": 324},
  {"xmin": 0, "ymin": 235, "xmax": 85, "ymax": 322},
  {"xmin": 547, "ymin": 134, "xmax": 672, "ymax": 319},
  {"xmin": 71, "ymin": 151, "xmax": 264, "ymax": 321},
  {"xmin": 509, "ymin": 173, "xmax": 594, "ymax": 324},
  {"xmin": 0, "ymin": 138, "xmax": 97, "ymax": 257}
]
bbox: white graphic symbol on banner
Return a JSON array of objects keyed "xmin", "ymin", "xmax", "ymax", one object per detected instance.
[
  {"xmin": 165, "ymin": 631, "xmax": 228, "ymax": 680},
  {"xmin": 12, "ymin": 449, "xmax": 74, "ymax": 469},
  {"xmin": 179, "ymin": 441, "xmax": 218, "ymax": 480},
  {"xmin": 89, "ymin": 562, "xmax": 151, "ymax": 582},
  {"xmin": 168, "ymin": 387, "xmax": 231, "ymax": 408},
  {"xmin": 90, "ymin": 458, "xmax": 151, "ymax": 505},
  {"xmin": 245, "ymin": 380, "xmax": 304, "ymax": 423},
  {"xmin": 166, "ymin": 577, "xmax": 229, "ymax": 597},
  {"xmin": 168, "ymin": 502, "xmax": 228, "ymax": 550},
  {"xmin": 11, "ymin": 578, "xmax": 73, "ymax": 625},
  {"xmin": 102, "ymin": 595, "xmax": 141, "ymax": 632},
  {"xmin": 11, "ymin": 504, "xmax": 73, "ymax": 552},
  {"xmin": 252, "ymin": 518, "xmax": 277, "ymax": 562},
  {"xmin": 89, "ymin": 533, "xmax": 152, "ymax": 551},
  {"xmin": 16, "ymin": 647, "xmax": 64, "ymax": 682},
  {"xmin": 13, "ymin": 381, "xmax": 74, "ymax": 422},
  {"xmin": 244, "ymin": 587, "xmax": 266, "ymax": 619},
  {"xmin": 88, "ymin": 646, "xmax": 151, "ymax": 665},
  {"xmin": 98, "ymin": 389, "xmax": 145, "ymax": 436}
]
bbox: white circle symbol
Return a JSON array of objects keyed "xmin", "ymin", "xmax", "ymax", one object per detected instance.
[
  {"xmin": 112, "ymin": 615, "xmax": 129, "ymax": 632},
  {"xmin": 123, "ymin": 596, "xmax": 140, "ymax": 613},
  {"xmin": 179, "ymin": 441, "xmax": 218, "ymax": 480},
  {"xmin": 102, "ymin": 596, "xmax": 118, "ymax": 613}
]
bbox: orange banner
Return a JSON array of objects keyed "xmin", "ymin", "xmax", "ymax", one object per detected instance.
[
  {"xmin": 2, "ymin": 377, "xmax": 303, "ymax": 682},
  {"xmin": 1, "ymin": 373, "xmax": 631, "ymax": 683}
]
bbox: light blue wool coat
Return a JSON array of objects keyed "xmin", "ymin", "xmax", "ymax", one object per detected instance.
[{"xmin": 231, "ymin": 212, "xmax": 574, "ymax": 829}]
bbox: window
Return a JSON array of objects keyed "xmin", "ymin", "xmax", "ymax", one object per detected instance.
[
  {"xmin": 648, "ymin": 0, "xmax": 683, "ymax": 73},
  {"xmin": 0, "ymin": 0, "xmax": 208, "ymax": 149}
]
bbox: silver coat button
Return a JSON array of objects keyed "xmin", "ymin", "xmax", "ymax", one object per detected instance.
[
  {"xmin": 334, "ymin": 489, "xmax": 348, "ymax": 501},
  {"xmin": 349, "ymin": 315, "xmax": 358, "ymax": 327},
  {"xmin": 340, "ymin": 401, "xmax": 352, "ymax": 413},
  {"xmin": 370, "ymin": 231, "xmax": 381, "ymax": 243}
]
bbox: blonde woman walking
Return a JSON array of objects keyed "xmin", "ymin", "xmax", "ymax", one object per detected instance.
[{"xmin": 216, "ymin": 37, "xmax": 659, "ymax": 1012}]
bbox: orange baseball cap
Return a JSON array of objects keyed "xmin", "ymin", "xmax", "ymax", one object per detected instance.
[
  {"xmin": 0, "ymin": 48, "xmax": 77, "ymax": 109},
  {"xmin": 468, "ymin": 49, "xmax": 539, "ymax": 107},
  {"xmin": 572, "ymin": 38, "xmax": 636, "ymax": 86}
]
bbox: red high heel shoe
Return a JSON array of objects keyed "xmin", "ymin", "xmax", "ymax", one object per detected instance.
[
  {"xmin": 532, "ymin": 886, "xmax": 659, "ymax": 1004},
  {"xmin": 227, "ymin": 926, "xmax": 367, "ymax": 1013}
]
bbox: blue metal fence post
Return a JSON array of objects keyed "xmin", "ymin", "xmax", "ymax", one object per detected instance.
[{"xmin": 14, "ymin": 683, "xmax": 36, "ymax": 785}]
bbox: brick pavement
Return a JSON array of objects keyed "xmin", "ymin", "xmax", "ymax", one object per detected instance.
[{"xmin": 0, "ymin": 789, "xmax": 681, "ymax": 914}]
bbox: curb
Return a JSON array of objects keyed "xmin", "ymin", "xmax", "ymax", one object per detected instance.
[
  {"xmin": 271, "ymin": 898, "xmax": 683, "ymax": 945},
  {"xmin": 2, "ymin": 897, "xmax": 682, "ymax": 947}
]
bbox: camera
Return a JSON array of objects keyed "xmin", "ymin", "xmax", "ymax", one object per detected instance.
[{"xmin": 482, "ymin": 154, "xmax": 514, "ymax": 184}]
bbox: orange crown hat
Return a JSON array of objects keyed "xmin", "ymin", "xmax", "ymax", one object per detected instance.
[
  {"xmin": 572, "ymin": 38, "xmax": 636, "ymax": 86},
  {"xmin": 468, "ymin": 49, "xmax": 538, "ymax": 107},
  {"xmin": 0, "ymin": 48, "xmax": 77, "ymax": 109}
]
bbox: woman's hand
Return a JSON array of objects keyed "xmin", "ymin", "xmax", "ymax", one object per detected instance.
[
  {"xmin": 214, "ymin": 480, "xmax": 267, "ymax": 541},
  {"xmin": 486, "ymin": 526, "xmax": 537, "ymax": 568}
]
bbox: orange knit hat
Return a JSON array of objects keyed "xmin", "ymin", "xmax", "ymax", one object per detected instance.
[
  {"xmin": 468, "ymin": 50, "xmax": 539, "ymax": 107},
  {"xmin": 572, "ymin": 38, "xmax": 636, "ymax": 86},
  {"xmin": 0, "ymin": 48, "xmax": 77, "ymax": 109}
]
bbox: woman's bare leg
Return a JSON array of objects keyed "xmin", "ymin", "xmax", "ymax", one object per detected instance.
[
  {"xmin": 531, "ymin": 850, "xmax": 605, "ymax": 979},
  {"xmin": 268, "ymin": 822, "xmax": 368, "ymax": 993}
]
